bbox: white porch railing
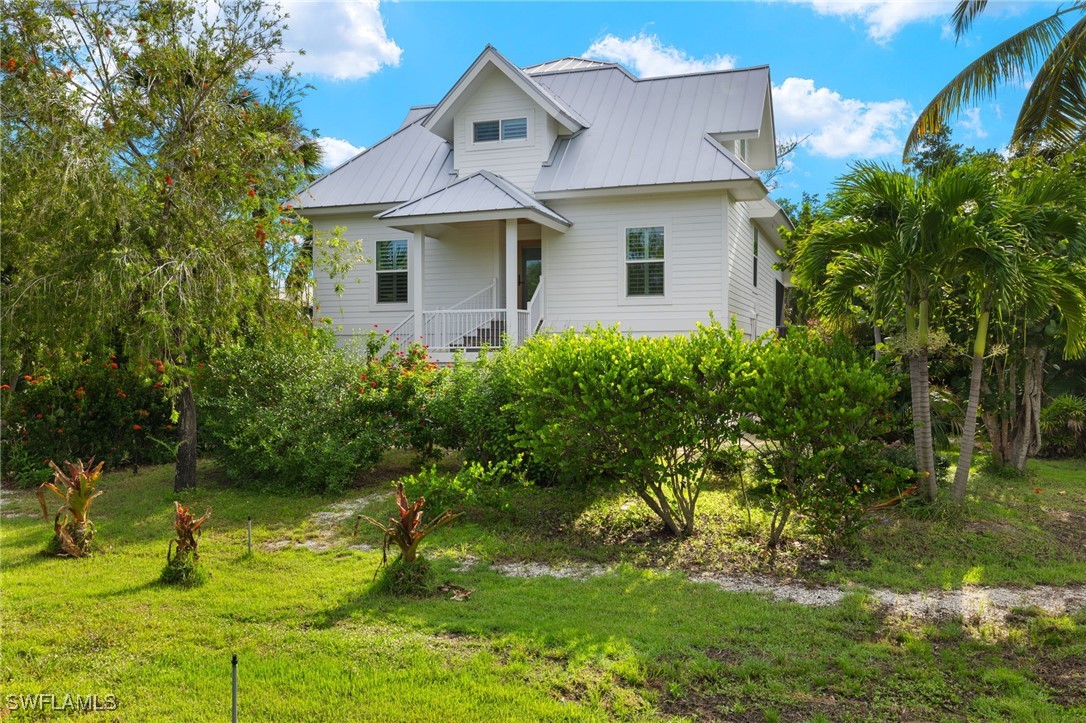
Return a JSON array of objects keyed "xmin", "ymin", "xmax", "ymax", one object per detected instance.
[
  {"xmin": 518, "ymin": 276, "xmax": 544, "ymax": 342},
  {"xmin": 424, "ymin": 309, "xmax": 506, "ymax": 350},
  {"xmin": 448, "ymin": 278, "xmax": 497, "ymax": 311},
  {"xmin": 386, "ymin": 315, "xmax": 414, "ymax": 347}
]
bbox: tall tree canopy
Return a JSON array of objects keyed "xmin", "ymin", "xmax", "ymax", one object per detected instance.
[{"xmin": 1, "ymin": 0, "xmax": 353, "ymax": 489}]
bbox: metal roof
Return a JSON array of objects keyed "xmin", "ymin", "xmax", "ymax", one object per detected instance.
[
  {"xmin": 377, "ymin": 170, "xmax": 571, "ymax": 227},
  {"xmin": 524, "ymin": 57, "xmax": 625, "ymax": 75},
  {"xmin": 299, "ymin": 49, "xmax": 774, "ymax": 210},
  {"xmin": 398, "ymin": 105, "xmax": 434, "ymax": 131},
  {"xmin": 300, "ymin": 120, "xmax": 453, "ymax": 209},
  {"xmin": 532, "ymin": 66, "xmax": 768, "ymax": 193}
]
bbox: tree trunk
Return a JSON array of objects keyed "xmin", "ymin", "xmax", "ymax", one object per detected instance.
[
  {"xmin": 173, "ymin": 382, "xmax": 198, "ymax": 492},
  {"xmin": 951, "ymin": 310, "xmax": 989, "ymax": 504},
  {"xmin": 909, "ymin": 353, "xmax": 937, "ymax": 500},
  {"xmin": 1010, "ymin": 347, "xmax": 1045, "ymax": 472}
]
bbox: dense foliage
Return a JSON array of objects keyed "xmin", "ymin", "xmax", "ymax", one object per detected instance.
[
  {"xmin": 739, "ymin": 330, "xmax": 911, "ymax": 548},
  {"xmin": 1, "ymin": 356, "xmax": 175, "ymax": 486},
  {"xmin": 198, "ymin": 331, "xmax": 437, "ymax": 494}
]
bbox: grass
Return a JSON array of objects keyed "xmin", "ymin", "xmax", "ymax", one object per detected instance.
[{"xmin": 2, "ymin": 455, "xmax": 1084, "ymax": 721}]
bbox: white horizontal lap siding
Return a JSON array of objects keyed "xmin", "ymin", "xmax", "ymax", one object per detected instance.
[
  {"xmin": 424, "ymin": 221, "xmax": 500, "ymax": 309},
  {"xmin": 452, "ymin": 72, "xmax": 558, "ymax": 190},
  {"xmin": 727, "ymin": 200, "xmax": 757, "ymax": 339},
  {"xmin": 544, "ymin": 192, "xmax": 726, "ymax": 336},
  {"xmin": 310, "ymin": 214, "xmax": 499, "ymax": 343},
  {"xmin": 756, "ymin": 229, "xmax": 779, "ymax": 331}
]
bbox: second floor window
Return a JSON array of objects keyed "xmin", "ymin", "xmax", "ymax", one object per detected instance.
[{"xmin": 473, "ymin": 116, "xmax": 528, "ymax": 143}]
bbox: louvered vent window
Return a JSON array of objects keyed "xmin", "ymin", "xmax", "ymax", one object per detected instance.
[
  {"xmin": 626, "ymin": 226, "xmax": 665, "ymax": 297},
  {"xmin": 376, "ymin": 240, "xmax": 408, "ymax": 304},
  {"xmin": 473, "ymin": 117, "xmax": 528, "ymax": 143}
]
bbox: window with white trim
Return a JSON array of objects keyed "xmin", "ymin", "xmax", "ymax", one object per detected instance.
[
  {"xmin": 473, "ymin": 116, "xmax": 528, "ymax": 143},
  {"xmin": 376, "ymin": 240, "xmax": 408, "ymax": 304},
  {"xmin": 626, "ymin": 226, "xmax": 665, "ymax": 297}
]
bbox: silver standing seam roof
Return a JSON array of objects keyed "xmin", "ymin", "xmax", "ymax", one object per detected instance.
[
  {"xmin": 299, "ymin": 48, "xmax": 771, "ymax": 211},
  {"xmin": 377, "ymin": 170, "xmax": 572, "ymax": 227}
]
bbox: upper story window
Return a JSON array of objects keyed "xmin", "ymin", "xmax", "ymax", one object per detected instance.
[
  {"xmin": 626, "ymin": 226, "xmax": 665, "ymax": 297},
  {"xmin": 376, "ymin": 239, "xmax": 408, "ymax": 304},
  {"xmin": 473, "ymin": 116, "xmax": 528, "ymax": 143}
]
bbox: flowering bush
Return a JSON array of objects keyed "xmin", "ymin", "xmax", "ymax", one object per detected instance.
[
  {"xmin": 1, "ymin": 355, "xmax": 175, "ymax": 486},
  {"xmin": 198, "ymin": 329, "xmax": 439, "ymax": 493}
]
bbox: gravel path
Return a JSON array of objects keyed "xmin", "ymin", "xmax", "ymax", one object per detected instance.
[{"xmin": 481, "ymin": 560, "xmax": 1086, "ymax": 626}]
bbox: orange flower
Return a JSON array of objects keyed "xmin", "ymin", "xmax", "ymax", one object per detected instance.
[
  {"xmin": 23, "ymin": 375, "xmax": 32, "ymax": 381},
  {"xmin": 132, "ymin": 424, "xmax": 142, "ymax": 431},
  {"xmin": 0, "ymin": 384, "xmax": 8, "ymax": 390},
  {"xmin": 248, "ymin": 188, "xmax": 255, "ymax": 197},
  {"xmin": 165, "ymin": 175, "xmax": 173, "ymax": 185},
  {"xmin": 109, "ymin": 362, "xmax": 119, "ymax": 369}
]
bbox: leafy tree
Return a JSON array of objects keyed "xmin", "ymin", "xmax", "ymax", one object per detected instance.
[
  {"xmin": 2, "ymin": 0, "xmax": 356, "ymax": 490},
  {"xmin": 907, "ymin": 0, "xmax": 1086, "ymax": 155}
]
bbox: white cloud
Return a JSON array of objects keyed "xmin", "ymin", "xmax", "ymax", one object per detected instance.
[
  {"xmin": 281, "ymin": 0, "xmax": 401, "ymax": 80},
  {"xmin": 584, "ymin": 33, "xmax": 736, "ymax": 77},
  {"xmin": 773, "ymin": 77, "xmax": 913, "ymax": 158},
  {"xmin": 959, "ymin": 107, "xmax": 988, "ymax": 139},
  {"xmin": 799, "ymin": 0, "xmax": 956, "ymax": 43},
  {"xmin": 318, "ymin": 136, "xmax": 366, "ymax": 168},
  {"xmin": 584, "ymin": 35, "xmax": 911, "ymax": 159}
]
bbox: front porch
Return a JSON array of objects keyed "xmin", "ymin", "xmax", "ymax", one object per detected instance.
[
  {"xmin": 375, "ymin": 170, "xmax": 569, "ymax": 357},
  {"xmin": 386, "ymin": 273, "xmax": 545, "ymax": 356}
]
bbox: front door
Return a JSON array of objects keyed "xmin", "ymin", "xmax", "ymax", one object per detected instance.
[{"xmin": 519, "ymin": 245, "xmax": 542, "ymax": 309}]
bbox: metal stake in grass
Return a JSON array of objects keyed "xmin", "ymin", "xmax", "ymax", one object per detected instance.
[
  {"xmin": 246, "ymin": 516, "xmax": 252, "ymax": 555},
  {"xmin": 231, "ymin": 653, "xmax": 238, "ymax": 722}
]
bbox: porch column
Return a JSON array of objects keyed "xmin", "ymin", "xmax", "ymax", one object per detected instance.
[
  {"xmin": 411, "ymin": 227, "xmax": 425, "ymax": 344},
  {"xmin": 504, "ymin": 219, "xmax": 519, "ymax": 345}
]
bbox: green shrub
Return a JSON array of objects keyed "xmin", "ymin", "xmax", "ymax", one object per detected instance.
[
  {"xmin": 199, "ymin": 330, "xmax": 435, "ymax": 494},
  {"xmin": 739, "ymin": 329, "xmax": 905, "ymax": 548},
  {"xmin": 512, "ymin": 323, "xmax": 748, "ymax": 537},
  {"xmin": 402, "ymin": 456, "xmax": 529, "ymax": 513},
  {"xmin": 1, "ymin": 356, "xmax": 175, "ymax": 486},
  {"xmin": 1039, "ymin": 394, "xmax": 1086, "ymax": 458}
]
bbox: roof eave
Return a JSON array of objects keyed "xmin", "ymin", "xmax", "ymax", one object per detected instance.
[{"xmin": 422, "ymin": 46, "xmax": 587, "ymax": 141}]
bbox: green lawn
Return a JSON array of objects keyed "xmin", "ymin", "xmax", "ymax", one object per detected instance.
[{"xmin": 2, "ymin": 457, "xmax": 1084, "ymax": 721}]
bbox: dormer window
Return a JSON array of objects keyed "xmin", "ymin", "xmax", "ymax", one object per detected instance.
[{"xmin": 473, "ymin": 116, "xmax": 528, "ymax": 143}]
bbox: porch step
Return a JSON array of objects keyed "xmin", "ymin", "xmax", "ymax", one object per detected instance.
[{"xmin": 453, "ymin": 320, "xmax": 506, "ymax": 350}]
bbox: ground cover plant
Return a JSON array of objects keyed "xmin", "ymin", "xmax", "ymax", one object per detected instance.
[{"xmin": 2, "ymin": 457, "xmax": 1084, "ymax": 721}]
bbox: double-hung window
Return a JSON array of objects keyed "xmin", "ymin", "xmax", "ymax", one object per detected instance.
[
  {"xmin": 626, "ymin": 226, "xmax": 665, "ymax": 297},
  {"xmin": 376, "ymin": 239, "xmax": 408, "ymax": 304},
  {"xmin": 473, "ymin": 116, "xmax": 528, "ymax": 143}
]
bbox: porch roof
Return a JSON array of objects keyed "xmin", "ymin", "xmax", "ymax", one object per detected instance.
[{"xmin": 376, "ymin": 170, "xmax": 572, "ymax": 232}]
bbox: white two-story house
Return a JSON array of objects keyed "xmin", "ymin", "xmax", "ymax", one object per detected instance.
[{"xmin": 301, "ymin": 46, "xmax": 791, "ymax": 358}]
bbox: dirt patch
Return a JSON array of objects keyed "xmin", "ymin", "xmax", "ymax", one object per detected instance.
[
  {"xmin": 1036, "ymin": 654, "xmax": 1086, "ymax": 707},
  {"xmin": 262, "ymin": 491, "xmax": 386, "ymax": 553},
  {"xmin": 0, "ymin": 488, "xmax": 37, "ymax": 519},
  {"xmin": 1040, "ymin": 506, "xmax": 1086, "ymax": 551}
]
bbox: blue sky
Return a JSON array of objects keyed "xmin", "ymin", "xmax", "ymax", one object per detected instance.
[{"xmin": 280, "ymin": 0, "xmax": 1053, "ymax": 205}]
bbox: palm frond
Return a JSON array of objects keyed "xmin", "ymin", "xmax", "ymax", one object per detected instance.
[
  {"xmin": 952, "ymin": 0, "xmax": 989, "ymax": 41},
  {"xmin": 1013, "ymin": 16, "xmax": 1086, "ymax": 150},
  {"xmin": 905, "ymin": 12, "xmax": 1067, "ymax": 156}
]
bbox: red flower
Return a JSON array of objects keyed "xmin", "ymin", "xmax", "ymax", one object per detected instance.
[
  {"xmin": 0, "ymin": 384, "xmax": 8, "ymax": 390},
  {"xmin": 36, "ymin": 414, "xmax": 43, "ymax": 419},
  {"xmin": 371, "ymin": 381, "xmax": 377, "ymax": 388},
  {"xmin": 23, "ymin": 375, "xmax": 32, "ymax": 381},
  {"xmin": 166, "ymin": 424, "xmax": 174, "ymax": 431},
  {"xmin": 109, "ymin": 362, "xmax": 119, "ymax": 369},
  {"xmin": 132, "ymin": 424, "xmax": 142, "ymax": 431},
  {"xmin": 117, "ymin": 392, "xmax": 127, "ymax": 398},
  {"xmin": 56, "ymin": 428, "xmax": 63, "ymax": 434},
  {"xmin": 165, "ymin": 175, "xmax": 173, "ymax": 186}
]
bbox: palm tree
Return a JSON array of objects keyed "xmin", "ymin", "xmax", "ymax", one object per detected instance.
[
  {"xmin": 906, "ymin": 0, "xmax": 1086, "ymax": 156},
  {"xmin": 793, "ymin": 163, "xmax": 992, "ymax": 501}
]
